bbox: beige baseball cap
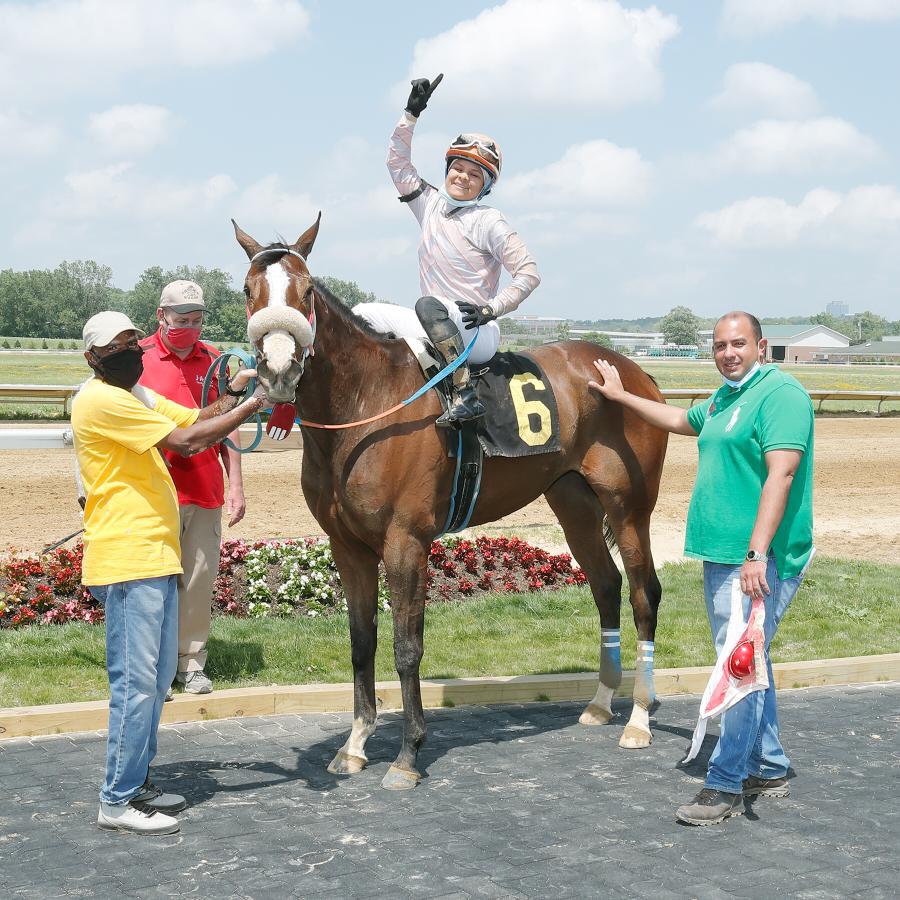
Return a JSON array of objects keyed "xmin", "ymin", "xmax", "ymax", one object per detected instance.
[
  {"xmin": 83, "ymin": 311, "xmax": 145, "ymax": 351},
  {"xmin": 159, "ymin": 279, "xmax": 206, "ymax": 313}
]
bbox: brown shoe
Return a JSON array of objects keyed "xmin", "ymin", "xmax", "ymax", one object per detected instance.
[{"xmin": 742, "ymin": 775, "xmax": 790, "ymax": 797}]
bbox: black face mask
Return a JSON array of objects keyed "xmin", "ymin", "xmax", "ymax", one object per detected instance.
[{"xmin": 93, "ymin": 346, "xmax": 144, "ymax": 390}]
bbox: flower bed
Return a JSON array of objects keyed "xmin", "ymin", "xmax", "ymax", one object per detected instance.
[{"xmin": 0, "ymin": 536, "xmax": 584, "ymax": 628}]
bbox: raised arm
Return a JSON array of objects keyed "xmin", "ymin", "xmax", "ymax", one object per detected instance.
[
  {"xmin": 387, "ymin": 74, "xmax": 443, "ymax": 203},
  {"xmin": 589, "ymin": 358, "xmax": 696, "ymax": 436}
]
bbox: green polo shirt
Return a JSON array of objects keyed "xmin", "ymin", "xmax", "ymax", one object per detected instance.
[{"xmin": 685, "ymin": 365, "xmax": 814, "ymax": 578}]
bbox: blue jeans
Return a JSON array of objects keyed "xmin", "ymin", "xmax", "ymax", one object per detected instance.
[
  {"xmin": 89, "ymin": 576, "xmax": 178, "ymax": 805},
  {"xmin": 702, "ymin": 558, "xmax": 804, "ymax": 794}
]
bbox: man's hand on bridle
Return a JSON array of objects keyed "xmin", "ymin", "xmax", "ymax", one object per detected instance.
[
  {"xmin": 456, "ymin": 300, "xmax": 496, "ymax": 330},
  {"xmin": 405, "ymin": 73, "xmax": 443, "ymax": 117}
]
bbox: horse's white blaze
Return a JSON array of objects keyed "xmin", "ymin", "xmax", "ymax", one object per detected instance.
[
  {"xmin": 265, "ymin": 262, "xmax": 289, "ymax": 307},
  {"xmin": 261, "ymin": 330, "xmax": 295, "ymax": 375}
]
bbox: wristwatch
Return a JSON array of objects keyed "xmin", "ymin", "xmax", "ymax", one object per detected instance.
[
  {"xmin": 224, "ymin": 381, "xmax": 245, "ymax": 398},
  {"xmin": 745, "ymin": 549, "xmax": 766, "ymax": 562}
]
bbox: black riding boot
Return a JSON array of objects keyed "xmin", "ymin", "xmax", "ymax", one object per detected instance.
[
  {"xmin": 437, "ymin": 355, "xmax": 485, "ymax": 426},
  {"xmin": 415, "ymin": 296, "xmax": 486, "ymax": 428}
]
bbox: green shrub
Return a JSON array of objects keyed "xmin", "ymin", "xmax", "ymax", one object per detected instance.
[
  {"xmin": 41, "ymin": 339, "xmax": 48, "ymax": 349},
  {"xmin": 1, "ymin": 340, "xmax": 9, "ymax": 349},
  {"xmin": 13, "ymin": 339, "xmax": 21, "ymax": 348}
]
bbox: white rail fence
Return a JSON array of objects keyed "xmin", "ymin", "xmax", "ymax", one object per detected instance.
[{"xmin": 0, "ymin": 386, "xmax": 898, "ymax": 450}]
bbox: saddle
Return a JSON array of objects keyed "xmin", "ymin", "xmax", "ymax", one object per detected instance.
[{"xmin": 405, "ymin": 339, "xmax": 561, "ymax": 534}]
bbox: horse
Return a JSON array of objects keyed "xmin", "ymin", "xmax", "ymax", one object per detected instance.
[{"xmin": 233, "ymin": 216, "xmax": 669, "ymax": 790}]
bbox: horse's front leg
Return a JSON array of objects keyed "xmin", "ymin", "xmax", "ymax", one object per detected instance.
[
  {"xmin": 618, "ymin": 519, "xmax": 662, "ymax": 750},
  {"xmin": 380, "ymin": 534, "xmax": 429, "ymax": 790},
  {"xmin": 327, "ymin": 538, "xmax": 381, "ymax": 775}
]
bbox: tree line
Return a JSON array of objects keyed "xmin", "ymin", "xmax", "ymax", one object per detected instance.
[
  {"xmin": 589, "ymin": 305, "xmax": 898, "ymax": 347},
  {"xmin": 0, "ymin": 262, "xmax": 383, "ymax": 342}
]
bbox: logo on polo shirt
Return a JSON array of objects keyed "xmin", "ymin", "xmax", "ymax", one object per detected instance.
[{"xmin": 725, "ymin": 404, "xmax": 744, "ymax": 433}]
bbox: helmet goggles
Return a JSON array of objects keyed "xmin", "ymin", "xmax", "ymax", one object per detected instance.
[
  {"xmin": 446, "ymin": 133, "xmax": 502, "ymax": 181},
  {"xmin": 450, "ymin": 134, "xmax": 500, "ymax": 164}
]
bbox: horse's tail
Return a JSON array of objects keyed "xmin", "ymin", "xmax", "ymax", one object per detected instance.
[{"xmin": 602, "ymin": 516, "xmax": 618, "ymax": 556}]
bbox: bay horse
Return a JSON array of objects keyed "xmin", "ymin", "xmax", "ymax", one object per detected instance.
[{"xmin": 234, "ymin": 216, "xmax": 669, "ymax": 790}]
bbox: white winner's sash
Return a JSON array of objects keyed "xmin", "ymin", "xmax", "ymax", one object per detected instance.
[{"xmin": 683, "ymin": 579, "xmax": 768, "ymax": 763}]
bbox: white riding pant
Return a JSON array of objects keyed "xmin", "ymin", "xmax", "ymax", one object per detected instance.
[{"xmin": 354, "ymin": 300, "xmax": 501, "ymax": 366}]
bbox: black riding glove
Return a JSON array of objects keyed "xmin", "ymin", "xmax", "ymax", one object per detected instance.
[
  {"xmin": 405, "ymin": 73, "xmax": 443, "ymax": 117},
  {"xmin": 456, "ymin": 300, "xmax": 497, "ymax": 330}
]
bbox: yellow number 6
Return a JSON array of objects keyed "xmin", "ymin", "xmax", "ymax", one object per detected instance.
[{"xmin": 509, "ymin": 373, "xmax": 552, "ymax": 446}]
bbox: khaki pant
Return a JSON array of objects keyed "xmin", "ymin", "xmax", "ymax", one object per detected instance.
[{"xmin": 177, "ymin": 504, "xmax": 222, "ymax": 674}]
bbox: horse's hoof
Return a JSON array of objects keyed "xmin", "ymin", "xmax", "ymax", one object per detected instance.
[
  {"xmin": 327, "ymin": 750, "xmax": 367, "ymax": 775},
  {"xmin": 381, "ymin": 765, "xmax": 421, "ymax": 791},
  {"xmin": 619, "ymin": 724, "xmax": 652, "ymax": 749},
  {"xmin": 579, "ymin": 703, "xmax": 613, "ymax": 726}
]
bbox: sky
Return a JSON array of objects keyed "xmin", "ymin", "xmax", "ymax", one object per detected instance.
[{"xmin": 2, "ymin": 0, "xmax": 899, "ymax": 321}]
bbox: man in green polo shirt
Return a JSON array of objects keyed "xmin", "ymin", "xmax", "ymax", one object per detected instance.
[{"xmin": 589, "ymin": 311, "xmax": 814, "ymax": 826}]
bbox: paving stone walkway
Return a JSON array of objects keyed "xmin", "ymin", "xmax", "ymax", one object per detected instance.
[{"xmin": 0, "ymin": 683, "xmax": 897, "ymax": 899}]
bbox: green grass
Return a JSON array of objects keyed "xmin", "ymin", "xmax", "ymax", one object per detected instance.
[
  {"xmin": 641, "ymin": 361, "xmax": 900, "ymax": 414},
  {"xmin": 0, "ymin": 351, "xmax": 88, "ymax": 385},
  {"xmin": 1, "ymin": 557, "xmax": 896, "ymax": 708}
]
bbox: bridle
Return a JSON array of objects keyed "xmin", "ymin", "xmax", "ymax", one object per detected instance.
[{"xmin": 248, "ymin": 247, "xmax": 317, "ymax": 364}]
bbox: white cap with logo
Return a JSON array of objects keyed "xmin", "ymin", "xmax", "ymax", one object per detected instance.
[
  {"xmin": 83, "ymin": 311, "xmax": 145, "ymax": 351},
  {"xmin": 159, "ymin": 280, "xmax": 206, "ymax": 313}
]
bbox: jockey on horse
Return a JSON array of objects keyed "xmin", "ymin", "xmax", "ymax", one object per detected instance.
[{"xmin": 354, "ymin": 73, "xmax": 541, "ymax": 426}]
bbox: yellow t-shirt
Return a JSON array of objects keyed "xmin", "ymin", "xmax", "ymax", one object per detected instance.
[{"xmin": 72, "ymin": 378, "xmax": 199, "ymax": 586}]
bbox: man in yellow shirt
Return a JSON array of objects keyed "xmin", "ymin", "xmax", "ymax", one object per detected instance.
[{"xmin": 73, "ymin": 311, "xmax": 267, "ymax": 836}]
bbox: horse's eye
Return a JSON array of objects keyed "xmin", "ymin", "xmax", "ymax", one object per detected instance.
[{"xmin": 243, "ymin": 285, "xmax": 251, "ymax": 297}]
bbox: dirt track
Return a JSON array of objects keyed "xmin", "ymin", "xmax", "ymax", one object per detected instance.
[{"xmin": 2, "ymin": 418, "xmax": 897, "ymax": 563}]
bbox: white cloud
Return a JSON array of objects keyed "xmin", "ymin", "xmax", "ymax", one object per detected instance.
[
  {"xmin": 711, "ymin": 117, "xmax": 880, "ymax": 174},
  {"xmin": 0, "ymin": 0, "xmax": 310, "ymax": 100},
  {"xmin": 722, "ymin": 0, "xmax": 900, "ymax": 36},
  {"xmin": 696, "ymin": 185, "xmax": 900, "ymax": 247},
  {"xmin": 231, "ymin": 175, "xmax": 320, "ymax": 235},
  {"xmin": 88, "ymin": 105, "xmax": 175, "ymax": 155},
  {"xmin": 396, "ymin": 0, "xmax": 679, "ymax": 110},
  {"xmin": 55, "ymin": 162, "xmax": 236, "ymax": 219},
  {"xmin": 709, "ymin": 63, "xmax": 820, "ymax": 119},
  {"xmin": 503, "ymin": 140, "xmax": 652, "ymax": 209},
  {"xmin": 0, "ymin": 109, "xmax": 60, "ymax": 156}
]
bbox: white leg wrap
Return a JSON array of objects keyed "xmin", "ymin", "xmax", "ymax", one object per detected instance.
[{"xmin": 341, "ymin": 716, "xmax": 376, "ymax": 761}]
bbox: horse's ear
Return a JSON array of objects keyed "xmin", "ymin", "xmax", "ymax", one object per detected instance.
[
  {"xmin": 292, "ymin": 212, "xmax": 321, "ymax": 259},
  {"xmin": 232, "ymin": 219, "xmax": 263, "ymax": 260}
]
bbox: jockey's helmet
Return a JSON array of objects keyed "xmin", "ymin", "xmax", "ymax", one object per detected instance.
[{"xmin": 446, "ymin": 134, "xmax": 502, "ymax": 183}]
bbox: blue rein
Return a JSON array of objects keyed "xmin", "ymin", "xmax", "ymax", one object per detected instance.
[
  {"xmin": 200, "ymin": 347, "xmax": 263, "ymax": 453},
  {"xmin": 201, "ymin": 328, "xmax": 479, "ymax": 453}
]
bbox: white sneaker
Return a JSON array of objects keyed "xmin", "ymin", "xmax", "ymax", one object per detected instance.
[
  {"xmin": 97, "ymin": 801, "xmax": 180, "ymax": 835},
  {"xmin": 176, "ymin": 670, "xmax": 213, "ymax": 694}
]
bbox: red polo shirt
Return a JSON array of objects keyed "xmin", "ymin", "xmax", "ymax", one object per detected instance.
[{"xmin": 138, "ymin": 329, "xmax": 225, "ymax": 509}]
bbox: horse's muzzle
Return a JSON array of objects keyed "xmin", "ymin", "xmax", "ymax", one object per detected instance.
[{"xmin": 257, "ymin": 356, "xmax": 304, "ymax": 404}]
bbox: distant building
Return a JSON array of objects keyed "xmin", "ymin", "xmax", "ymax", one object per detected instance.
[
  {"xmin": 826, "ymin": 300, "xmax": 850, "ymax": 317},
  {"xmin": 820, "ymin": 341, "xmax": 900, "ymax": 364},
  {"xmin": 761, "ymin": 324, "xmax": 850, "ymax": 363},
  {"xmin": 507, "ymin": 316, "xmax": 567, "ymax": 335},
  {"xmin": 570, "ymin": 330, "xmax": 663, "ymax": 352}
]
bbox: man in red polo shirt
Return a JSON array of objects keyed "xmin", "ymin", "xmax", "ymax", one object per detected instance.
[{"xmin": 139, "ymin": 280, "xmax": 245, "ymax": 694}]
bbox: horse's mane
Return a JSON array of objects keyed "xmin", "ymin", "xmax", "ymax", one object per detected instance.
[
  {"xmin": 253, "ymin": 241, "xmax": 398, "ymax": 345},
  {"xmin": 312, "ymin": 278, "xmax": 388, "ymax": 341}
]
